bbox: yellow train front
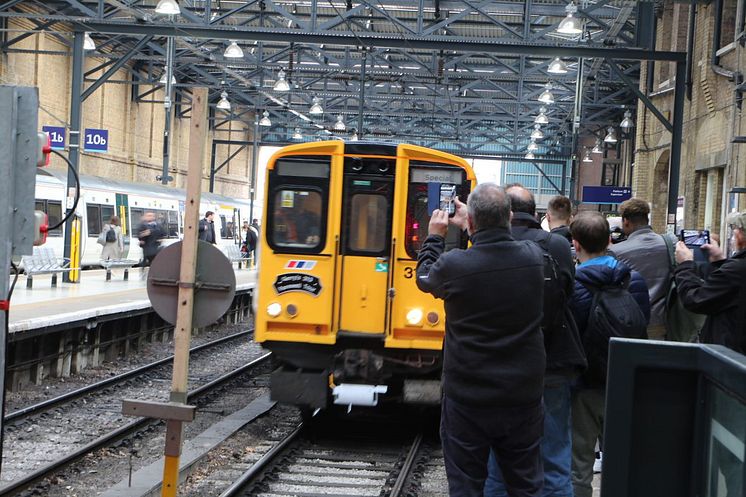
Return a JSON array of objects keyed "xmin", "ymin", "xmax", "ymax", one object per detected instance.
[{"xmin": 255, "ymin": 141, "xmax": 475, "ymax": 412}]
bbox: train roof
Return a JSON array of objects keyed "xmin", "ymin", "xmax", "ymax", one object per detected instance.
[{"xmin": 37, "ymin": 168, "xmax": 250, "ymax": 207}]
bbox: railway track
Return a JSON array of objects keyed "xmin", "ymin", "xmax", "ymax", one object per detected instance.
[{"xmin": 0, "ymin": 334, "xmax": 271, "ymax": 496}]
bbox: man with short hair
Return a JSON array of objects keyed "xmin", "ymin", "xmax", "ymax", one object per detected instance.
[
  {"xmin": 485, "ymin": 185, "xmax": 586, "ymax": 497},
  {"xmin": 546, "ymin": 195, "xmax": 573, "ymax": 243},
  {"xmin": 198, "ymin": 211, "xmax": 217, "ymax": 245},
  {"xmin": 607, "ymin": 198, "xmax": 671, "ymax": 339},
  {"xmin": 674, "ymin": 210, "xmax": 746, "ymax": 354},
  {"xmin": 568, "ymin": 211, "xmax": 650, "ymax": 497},
  {"xmin": 417, "ymin": 183, "xmax": 546, "ymax": 497}
]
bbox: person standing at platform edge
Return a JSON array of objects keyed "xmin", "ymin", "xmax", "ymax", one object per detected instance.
[
  {"xmin": 137, "ymin": 212, "xmax": 164, "ymax": 269},
  {"xmin": 99, "ymin": 215, "xmax": 124, "ymax": 261},
  {"xmin": 607, "ymin": 198, "xmax": 671, "ymax": 340},
  {"xmin": 485, "ymin": 185, "xmax": 586, "ymax": 497},
  {"xmin": 568, "ymin": 212, "xmax": 650, "ymax": 497},
  {"xmin": 198, "ymin": 211, "xmax": 217, "ymax": 245},
  {"xmin": 416, "ymin": 183, "xmax": 546, "ymax": 497},
  {"xmin": 674, "ymin": 210, "xmax": 746, "ymax": 354}
]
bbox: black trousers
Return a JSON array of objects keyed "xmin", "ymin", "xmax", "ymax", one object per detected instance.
[{"xmin": 441, "ymin": 395, "xmax": 544, "ymax": 497}]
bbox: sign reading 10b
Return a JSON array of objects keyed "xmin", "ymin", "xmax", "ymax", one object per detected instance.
[{"xmin": 83, "ymin": 128, "xmax": 108, "ymax": 153}]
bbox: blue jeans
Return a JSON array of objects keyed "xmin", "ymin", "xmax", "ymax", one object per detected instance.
[{"xmin": 484, "ymin": 380, "xmax": 574, "ymax": 497}]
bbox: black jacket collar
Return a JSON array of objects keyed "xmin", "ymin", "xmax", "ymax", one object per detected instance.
[
  {"xmin": 511, "ymin": 212, "xmax": 541, "ymax": 229},
  {"xmin": 470, "ymin": 227, "xmax": 514, "ymax": 245}
]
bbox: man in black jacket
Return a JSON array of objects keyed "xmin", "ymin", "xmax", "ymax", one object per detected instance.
[
  {"xmin": 198, "ymin": 211, "xmax": 216, "ymax": 245},
  {"xmin": 485, "ymin": 185, "xmax": 586, "ymax": 497},
  {"xmin": 417, "ymin": 183, "xmax": 546, "ymax": 497},
  {"xmin": 674, "ymin": 210, "xmax": 746, "ymax": 354}
]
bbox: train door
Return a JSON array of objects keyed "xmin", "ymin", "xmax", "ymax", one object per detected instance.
[{"xmin": 337, "ymin": 156, "xmax": 395, "ymax": 334}]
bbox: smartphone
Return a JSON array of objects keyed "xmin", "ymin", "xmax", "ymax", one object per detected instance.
[
  {"xmin": 680, "ymin": 229, "xmax": 710, "ymax": 262},
  {"xmin": 439, "ymin": 185, "xmax": 457, "ymax": 217}
]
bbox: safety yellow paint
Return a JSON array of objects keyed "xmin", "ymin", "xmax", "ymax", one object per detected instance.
[
  {"xmin": 339, "ymin": 256, "xmax": 388, "ymax": 333},
  {"xmin": 160, "ymin": 455, "xmax": 180, "ymax": 497},
  {"xmin": 69, "ymin": 217, "xmax": 81, "ymax": 282}
]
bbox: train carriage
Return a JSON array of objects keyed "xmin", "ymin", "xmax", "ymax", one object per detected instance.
[{"xmin": 255, "ymin": 141, "xmax": 475, "ymax": 411}]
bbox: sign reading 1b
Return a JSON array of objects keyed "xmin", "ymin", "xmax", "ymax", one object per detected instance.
[{"xmin": 84, "ymin": 128, "xmax": 108, "ymax": 153}]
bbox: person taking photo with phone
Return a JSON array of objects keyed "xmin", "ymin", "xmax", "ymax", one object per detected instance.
[{"xmin": 674, "ymin": 210, "xmax": 746, "ymax": 354}]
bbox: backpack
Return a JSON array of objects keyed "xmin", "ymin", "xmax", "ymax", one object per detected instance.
[
  {"xmin": 660, "ymin": 235, "xmax": 706, "ymax": 342},
  {"xmin": 583, "ymin": 275, "xmax": 648, "ymax": 385},
  {"xmin": 534, "ymin": 231, "xmax": 566, "ymax": 332},
  {"xmin": 105, "ymin": 226, "xmax": 116, "ymax": 243}
]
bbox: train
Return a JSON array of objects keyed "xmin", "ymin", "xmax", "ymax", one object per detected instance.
[
  {"xmin": 34, "ymin": 168, "xmax": 256, "ymax": 268},
  {"xmin": 254, "ymin": 141, "xmax": 475, "ymax": 413}
]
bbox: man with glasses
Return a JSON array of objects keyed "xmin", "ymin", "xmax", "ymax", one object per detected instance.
[{"xmin": 674, "ymin": 211, "xmax": 746, "ymax": 354}]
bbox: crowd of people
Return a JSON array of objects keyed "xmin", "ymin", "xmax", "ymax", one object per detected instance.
[{"xmin": 416, "ymin": 183, "xmax": 746, "ymax": 497}]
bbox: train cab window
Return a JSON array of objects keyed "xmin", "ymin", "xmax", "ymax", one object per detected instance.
[
  {"xmin": 348, "ymin": 194, "xmax": 388, "ymax": 253},
  {"xmin": 271, "ymin": 190, "xmax": 323, "ymax": 249}
]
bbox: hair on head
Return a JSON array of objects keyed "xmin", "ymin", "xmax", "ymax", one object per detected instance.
[
  {"xmin": 467, "ymin": 183, "xmax": 511, "ymax": 232},
  {"xmin": 570, "ymin": 211, "xmax": 611, "ymax": 254},
  {"xmin": 547, "ymin": 195, "xmax": 572, "ymax": 222},
  {"xmin": 505, "ymin": 184, "xmax": 536, "ymax": 216},
  {"xmin": 205, "ymin": 210, "xmax": 215, "ymax": 217},
  {"xmin": 619, "ymin": 198, "xmax": 650, "ymax": 226}
]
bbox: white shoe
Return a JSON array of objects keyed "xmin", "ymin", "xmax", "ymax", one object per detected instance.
[{"xmin": 593, "ymin": 452, "xmax": 603, "ymax": 473}]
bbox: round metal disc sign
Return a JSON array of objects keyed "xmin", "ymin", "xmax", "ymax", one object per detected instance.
[{"xmin": 147, "ymin": 240, "xmax": 236, "ymax": 328}]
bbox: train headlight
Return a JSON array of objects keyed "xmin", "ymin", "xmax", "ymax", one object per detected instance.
[
  {"xmin": 406, "ymin": 308, "xmax": 424, "ymax": 326},
  {"xmin": 266, "ymin": 302, "xmax": 282, "ymax": 318}
]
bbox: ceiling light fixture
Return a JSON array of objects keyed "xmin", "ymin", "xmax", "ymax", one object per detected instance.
[
  {"xmin": 592, "ymin": 139, "xmax": 603, "ymax": 154},
  {"xmin": 223, "ymin": 40, "xmax": 244, "ymax": 58},
  {"xmin": 557, "ymin": 1, "xmax": 583, "ymax": 35},
  {"xmin": 531, "ymin": 124, "xmax": 544, "ymax": 140},
  {"xmin": 83, "ymin": 32, "xmax": 96, "ymax": 51},
  {"xmin": 159, "ymin": 72, "xmax": 176, "ymax": 85},
  {"xmin": 538, "ymin": 83, "xmax": 555, "ymax": 104},
  {"xmin": 216, "ymin": 91, "xmax": 231, "ymax": 111},
  {"xmin": 273, "ymin": 69, "xmax": 290, "ymax": 92},
  {"xmin": 154, "ymin": 0, "xmax": 181, "ymax": 15},
  {"xmin": 535, "ymin": 107, "xmax": 549, "ymax": 124},
  {"xmin": 350, "ymin": 131, "xmax": 359, "ymax": 141},
  {"xmin": 525, "ymin": 152, "xmax": 535, "ymax": 160},
  {"xmin": 604, "ymin": 126, "xmax": 618, "ymax": 143},
  {"xmin": 582, "ymin": 150, "xmax": 593, "ymax": 163},
  {"xmin": 620, "ymin": 110, "xmax": 635, "ymax": 130},
  {"xmin": 547, "ymin": 57, "xmax": 569, "ymax": 74},
  {"xmin": 334, "ymin": 114, "xmax": 346, "ymax": 131},
  {"xmin": 309, "ymin": 96, "xmax": 324, "ymax": 115},
  {"xmin": 259, "ymin": 110, "xmax": 272, "ymax": 127},
  {"xmin": 527, "ymin": 140, "xmax": 539, "ymax": 152},
  {"xmin": 292, "ymin": 127, "xmax": 303, "ymax": 140}
]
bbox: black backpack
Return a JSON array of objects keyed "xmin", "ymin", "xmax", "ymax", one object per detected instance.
[
  {"xmin": 534, "ymin": 232, "xmax": 566, "ymax": 332},
  {"xmin": 583, "ymin": 276, "xmax": 648, "ymax": 385},
  {"xmin": 105, "ymin": 227, "xmax": 116, "ymax": 243}
]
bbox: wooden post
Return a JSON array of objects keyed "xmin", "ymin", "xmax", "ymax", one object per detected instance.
[{"xmin": 160, "ymin": 87, "xmax": 208, "ymax": 497}]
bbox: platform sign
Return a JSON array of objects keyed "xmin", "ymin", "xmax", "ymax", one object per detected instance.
[
  {"xmin": 83, "ymin": 128, "xmax": 108, "ymax": 153},
  {"xmin": 582, "ymin": 186, "xmax": 632, "ymax": 204},
  {"xmin": 42, "ymin": 126, "xmax": 66, "ymax": 150}
]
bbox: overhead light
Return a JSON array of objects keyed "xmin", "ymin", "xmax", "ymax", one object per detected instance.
[
  {"xmin": 217, "ymin": 91, "xmax": 231, "ymax": 111},
  {"xmin": 273, "ymin": 69, "xmax": 290, "ymax": 92},
  {"xmin": 334, "ymin": 114, "xmax": 346, "ymax": 131},
  {"xmin": 547, "ymin": 58, "xmax": 569, "ymax": 74},
  {"xmin": 159, "ymin": 72, "xmax": 176, "ymax": 85},
  {"xmin": 259, "ymin": 110, "xmax": 272, "ymax": 127},
  {"xmin": 535, "ymin": 107, "xmax": 549, "ymax": 124},
  {"xmin": 83, "ymin": 32, "xmax": 96, "ymax": 51},
  {"xmin": 620, "ymin": 110, "xmax": 635, "ymax": 130},
  {"xmin": 350, "ymin": 131, "xmax": 359, "ymax": 141},
  {"xmin": 223, "ymin": 41, "xmax": 244, "ymax": 59},
  {"xmin": 592, "ymin": 138, "xmax": 603, "ymax": 154},
  {"xmin": 538, "ymin": 83, "xmax": 555, "ymax": 104},
  {"xmin": 557, "ymin": 2, "xmax": 583, "ymax": 35},
  {"xmin": 292, "ymin": 127, "xmax": 303, "ymax": 140},
  {"xmin": 582, "ymin": 150, "xmax": 593, "ymax": 163},
  {"xmin": 525, "ymin": 152, "xmax": 535, "ymax": 160},
  {"xmin": 155, "ymin": 0, "xmax": 180, "ymax": 15},
  {"xmin": 604, "ymin": 126, "xmax": 618, "ymax": 143},
  {"xmin": 527, "ymin": 140, "xmax": 539, "ymax": 152},
  {"xmin": 531, "ymin": 124, "xmax": 544, "ymax": 140},
  {"xmin": 309, "ymin": 96, "xmax": 323, "ymax": 115}
]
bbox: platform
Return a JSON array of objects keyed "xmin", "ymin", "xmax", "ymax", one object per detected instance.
[{"xmin": 7, "ymin": 268, "xmax": 257, "ymax": 334}]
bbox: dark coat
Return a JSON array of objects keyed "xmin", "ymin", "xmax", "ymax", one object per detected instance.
[
  {"xmin": 198, "ymin": 218, "xmax": 216, "ymax": 244},
  {"xmin": 550, "ymin": 225, "xmax": 573, "ymax": 244},
  {"xmin": 674, "ymin": 250, "xmax": 746, "ymax": 354},
  {"xmin": 137, "ymin": 221, "xmax": 163, "ymax": 258},
  {"xmin": 416, "ymin": 228, "xmax": 546, "ymax": 407},
  {"xmin": 511, "ymin": 213, "xmax": 587, "ymax": 380}
]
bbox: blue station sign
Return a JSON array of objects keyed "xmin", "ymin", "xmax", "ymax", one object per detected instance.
[
  {"xmin": 83, "ymin": 128, "xmax": 109, "ymax": 153},
  {"xmin": 582, "ymin": 186, "xmax": 632, "ymax": 204},
  {"xmin": 42, "ymin": 126, "xmax": 66, "ymax": 150}
]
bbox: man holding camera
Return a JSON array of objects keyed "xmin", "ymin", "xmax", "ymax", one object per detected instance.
[{"xmin": 416, "ymin": 183, "xmax": 546, "ymax": 497}]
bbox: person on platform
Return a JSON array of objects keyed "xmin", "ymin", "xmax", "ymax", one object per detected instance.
[
  {"xmin": 99, "ymin": 215, "xmax": 124, "ymax": 261},
  {"xmin": 546, "ymin": 195, "xmax": 574, "ymax": 244},
  {"xmin": 198, "ymin": 211, "xmax": 217, "ymax": 245},
  {"xmin": 417, "ymin": 183, "xmax": 546, "ymax": 497},
  {"xmin": 136, "ymin": 212, "xmax": 164, "ymax": 269}
]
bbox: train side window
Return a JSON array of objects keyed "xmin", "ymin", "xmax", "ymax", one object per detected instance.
[
  {"xmin": 130, "ymin": 207, "xmax": 145, "ymax": 233},
  {"xmin": 46, "ymin": 201, "xmax": 62, "ymax": 236},
  {"xmin": 349, "ymin": 194, "xmax": 388, "ymax": 252},
  {"xmin": 167, "ymin": 211, "xmax": 179, "ymax": 238},
  {"xmin": 271, "ymin": 190, "xmax": 323, "ymax": 249},
  {"xmin": 101, "ymin": 205, "xmax": 115, "ymax": 227},
  {"xmin": 220, "ymin": 214, "xmax": 234, "ymax": 239},
  {"xmin": 86, "ymin": 204, "xmax": 102, "ymax": 236}
]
